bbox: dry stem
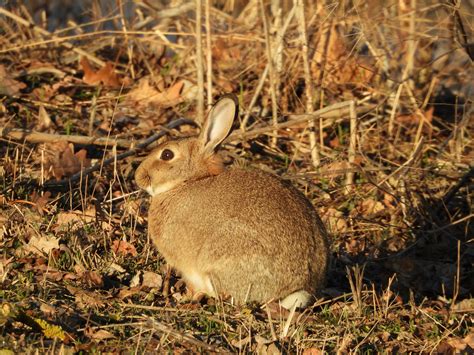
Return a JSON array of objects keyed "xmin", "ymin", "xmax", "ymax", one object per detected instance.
[{"xmin": 195, "ymin": 0, "xmax": 205, "ymax": 124}]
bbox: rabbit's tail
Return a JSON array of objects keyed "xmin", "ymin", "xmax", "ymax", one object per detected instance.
[{"xmin": 280, "ymin": 290, "xmax": 313, "ymax": 309}]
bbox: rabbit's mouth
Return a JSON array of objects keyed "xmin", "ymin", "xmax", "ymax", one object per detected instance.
[
  {"xmin": 135, "ymin": 168, "xmax": 151, "ymax": 190},
  {"xmin": 146, "ymin": 180, "xmax": 182, "ymax": 197}
]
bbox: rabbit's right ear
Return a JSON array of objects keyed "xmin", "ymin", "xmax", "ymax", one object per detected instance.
[{"xmin": 200, "ymin": 95, "xmax": 238, "ymax": 154}]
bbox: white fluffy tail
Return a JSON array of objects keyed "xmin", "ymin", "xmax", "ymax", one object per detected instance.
[{"xmin": 280, "ymin": 290, "xmax": 313, "ymax": 310}]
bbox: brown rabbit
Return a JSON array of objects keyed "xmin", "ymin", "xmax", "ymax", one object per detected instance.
[{"xmin": 135, "ymin": 95, "xmax": 330, "ymax": 309}]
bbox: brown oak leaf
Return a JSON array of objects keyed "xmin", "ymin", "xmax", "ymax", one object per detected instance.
[
  {"xmin": 80, "ymin": 57, "xmax": 121, "ymax": 87},
  {"xmin": 112, "ymin": 240, "xmax": 137, "ymax": 257}
]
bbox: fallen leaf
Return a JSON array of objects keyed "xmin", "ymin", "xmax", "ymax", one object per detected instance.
[
  {"xmin": 0, "ymin": 64, "xmax": 26, "ymax": 96},
  {"xmin": 345, "ymin": 238, "xmax": 366, "ymax": 255},
  {"xmin": 37, "ymin": 105, "xmax": 52, "ymax": 131},
  {"xmin": 0, "ymin": 257, "xmax": 13, "ymax": 283},
  {"xmin": 117, "ymin": 287, "xmax": 142, "ymax": 300},
  {"xmin": 112, "ymin": 240, "xmax": 137, "ymax": 257},
  {"xmin": 142, "ymin": 271, "xmax": 163, "ymax": 289},
  {"xmin": 80, "ymin": 57, "xmax": 121, "ymax": 87},
  {"xmin": 320, "ymin": 207, "xmax": 348, "ymax": 233},
  {"xmin": 212, "ymin": 38, "xmax": 242, "ymax": 71},
  {"xmin": 30, "ymin": 191, "xmax": 51, "ymax": 215},
  {"xmin": 85, "ymin": 328, "xmax": 116, "ymax": 341},
  {"xmin": 396, "ymin": 107, "xmax": 434, "ymax": 126},
  {"xmin": 452, "ymin": 299, "xmax": 474, "ymax": 313},
  {"xmin": 81, "ymin": 270, "xmax": 104, "ymax": 288},
  {"xmin": 66, "ymin": 285, "xmax": 105, "ymax": 308},
  {"xmin": 24, "ymin": 235, "xmax": 60, "ymax": 256},
  {"xmin": 126, "ymin": 77, "xmax": 184, "ymax": 109},
  {"xmin": 39, "ymin": 302, "xmax": 57, "ymax": 316},
  {"xmin": 357, "ymin": 198, "xmax": 385, "ymax": 216},
  {"xmin": 43, "ymin": 142, "xmax": 91, "ymax": 180},
  {"xmin": 329, "ymin": 136, "xmax": 341, "ymax": 148},
  {"xmin": 34, "ymin": 318, "xmax": 66, "ymax": 341},
  {"xmin": 311, "ymin": 24, "xmax": 374, "ymax": 88},
  {"xmin": 56, "ymin": 205, "xmax": 96, "ymax": 226},
  {"xmin": 303, "ymin": 348, "xmax": 323, "ymax": 355}
]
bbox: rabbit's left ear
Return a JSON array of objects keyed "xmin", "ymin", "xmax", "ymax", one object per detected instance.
[{"xmin": 200, "ymin": 95, "xmax": 238, "ymax": 154}]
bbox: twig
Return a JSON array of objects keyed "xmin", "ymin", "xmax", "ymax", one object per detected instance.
[
  {"xmin": 118, "ymin": 0, "xmax": 135, "ymax": 79},
  {"xmin": 0, "ymin": 7, "xmax": 104, "ymax": 66},
  {"xmin": 0, "ymin": 127, "xmax": 135, "ymax": 148},
  {"xmin": 240, "ymin": 64, "xmax": 269, "ymax": 130},
  {"xmin": 240, "ymin": 5, "xmax": 294, "ymax": 131},
  {"xmin": 42, "ymin": 118, "xmax": 194, "ymax": 188},
  {"xmin": 88, "ymin": 93, "xmax": 98, "ymax": 136},
  {"xmin": 229, "ymin": 101, "xmax": 372, "ymax": 141},
  {"xmin": 259, "ymin": 0, "xmax": 279, "ymax": 148},
  {"xmin": 450, "ymin": 0, "xmax": 474, "ymax": 60},
  {"xmin": 144, "ymin": 317, "xmax": 218, "ymax": 352},
  {"xmin": 295, "ymin": 0, "xmax": 320, "ymax": 167},
  {"xmin": 205, "ymin": 0, "xmax": 213, "ymax": 106},
  {"xmin": 345, "ymin": 100, "xmax": 357, "ymax": 193},
  {"xmin": 406, "ymin": 0, "xmax": 417, "ymax": 92},
  {"xmin": 195, "ymin": 0, "xmax": 205, "ymax": 124},
  {"xmin": 388, "ymin": 84, "xmax": 403, "ymax": 137}
]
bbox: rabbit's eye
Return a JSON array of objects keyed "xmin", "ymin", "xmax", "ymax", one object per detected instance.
[{"xmin": 161, "ymin": 149, "xmax": 174, "ymax": 161}]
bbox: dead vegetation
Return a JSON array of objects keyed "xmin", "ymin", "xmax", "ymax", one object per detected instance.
[{"xmin": 0, "ymin": 0, "xmax": 473, "ymax": 353}]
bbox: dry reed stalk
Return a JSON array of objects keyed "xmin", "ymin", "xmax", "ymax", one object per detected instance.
[
  {"xmin": 195, "ymin": 0, "xmax": 205, "ymax": 124},
  {"xmin": 281, "ymin": 302, "xmax": 297, "ymax": 338},
  {"xmin": 205, "ymin": 0, "xmax": 213, "ymax": 106},
  {"xmin": 0, "ymin": 7, "xmax": 105, "ymax": 66},
  {"xmin": 88, "ymin": 94, "xmax": 98, "ymax": 136},
  {"xmin": 295, "ymin": 0, "xmax": 320, "ymax": 167},
  {"xmin": 313, "ymin": 19, "xmax": 334, "ymax": 149},
  {"xmin": 403, "ymin": 82, "xmax": 429, "ymax": 145},
  {"xmin": 265, "ymin": 307, "xmax": 278, "ymax": 342},
  {"xmin": 388, "ymin": 84, "xmax": 403, "ymax": 137},
  {"xmin": 450, "ymin": 240, "xmax": 462, "ymax": 312},
  {"xmin": 345, "ymin": 100, "xmax": 357, "ymax": 193},
  {"xmin": 259, "ymin": 0, "xmax": 279, "ymax": 148},
  {"xmin": 346, "ymin": 264, "xmax": 365, "ymax": 316},
  {"xmin": 240, "ymin": 5, "xmax": 295, "ymax": 131},
  {"xmin": 271, "ymin": 0, "xmax": 283, "ymax": 95},
  {"xmin": 0, "ymin": 127, "xmax": 133, "ymax": 148},
  {"xmin": 118, "ymin": 0, "xmax": 135, "ymax": 79},
  {"xmin": 143, "ymin": 317, "xmax": 218, "ymax": 352},
  {"xmin": 230, "ymin": 100, "xmax": 362, "ymax": 141},
  {"xmin": 406, "ymin": 0, "xmax": 416, "ymax": 91},
  {"xmin": 240, "ymin": 64, "xmax": 269, "ymax": 131}
]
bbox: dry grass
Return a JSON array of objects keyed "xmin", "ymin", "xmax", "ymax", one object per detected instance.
[{"xmin": 0, "ymin": 0, "xmax": 473, "ymax": 353}]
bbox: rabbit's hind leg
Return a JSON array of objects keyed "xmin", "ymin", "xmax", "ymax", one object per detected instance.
[{"xmin": 280, "ymin": 290, "xmax": 313, "ymax": 310}]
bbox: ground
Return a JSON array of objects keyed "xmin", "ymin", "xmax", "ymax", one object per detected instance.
[{"xmin": 0, "ymin": 1, "xmax": 473, "ymax": 353}]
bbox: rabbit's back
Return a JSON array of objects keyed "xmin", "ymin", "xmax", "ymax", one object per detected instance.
[{"xmin": 149, "ymin": 168, "xmax": 329, "ymax": 303}]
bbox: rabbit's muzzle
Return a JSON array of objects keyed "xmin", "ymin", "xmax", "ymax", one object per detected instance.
[{"xmin": 135, "ymin": 164, "xmax": 151, "ymax": 190}]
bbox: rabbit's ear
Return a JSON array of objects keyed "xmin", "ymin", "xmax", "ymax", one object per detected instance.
[{"xmin": 201, "ymin": 95, "xmax": 238, "ymax": 153}]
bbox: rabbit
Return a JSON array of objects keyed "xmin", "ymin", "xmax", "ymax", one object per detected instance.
[{"xmin": 135, "ymin": 95, "xmax": 330, "ymax": 309}]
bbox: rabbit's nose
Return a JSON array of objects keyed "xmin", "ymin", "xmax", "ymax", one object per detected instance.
[{"xmin": 135, "ymin": 167, "xmax": 151, "ymax": 190}]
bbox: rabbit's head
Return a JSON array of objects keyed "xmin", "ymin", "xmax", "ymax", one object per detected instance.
[{"xmin": 135, "ymin": 95, "xmax": 238, "ymax": 196}]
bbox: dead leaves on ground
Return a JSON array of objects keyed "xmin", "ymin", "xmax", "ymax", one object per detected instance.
[
  {"xmin": 23, "ymin": 235, "xmax": 60, "ymax": 256},
  {"xmin": 42, "ymin": 141, "xmax": 90, "ymax": 180},
  {"xmin": 0, "ymin": 301, "xmax": 69, "ymax": 342},
  {"xmin": 80, "ymin": 57, "xmax": 121, "ymax": 87},
  {"xmin": 0, "ymin": 64, "xmax": 26, "ymax": 96},
  {"xmin": 112, "ymin": 239, "xmax": 137, "ymax": 257},
  {"xmin": 125, "ymin": 77, "xmax": 184, "ymax": 109},
  {"xmin": 311, "ymin": 24, "xmax": 375, "ymax": 90}
]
